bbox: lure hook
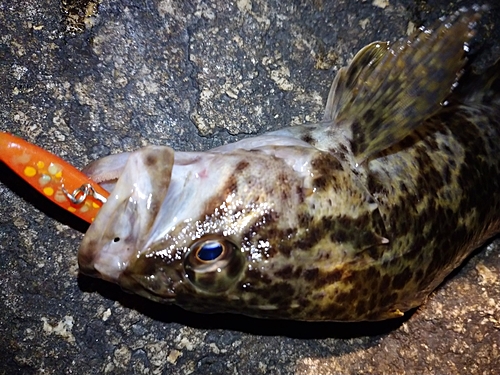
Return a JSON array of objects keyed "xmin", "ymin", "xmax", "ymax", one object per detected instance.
[{"xmin": 62, "ymin": 183, "xmax": 108, "ymax": 205}]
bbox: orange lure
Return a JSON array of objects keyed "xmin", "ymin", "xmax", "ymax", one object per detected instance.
[{"xmin": 0, "ymin": 132, "xmax": 109, "ymax": 224}]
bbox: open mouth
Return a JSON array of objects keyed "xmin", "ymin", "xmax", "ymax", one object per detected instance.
[{"xmin": 77, "ymin": 145, "xmax": 175, "ymax": 282}]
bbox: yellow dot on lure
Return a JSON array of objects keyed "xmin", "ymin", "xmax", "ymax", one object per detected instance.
[
  {"xmin": 43, "ymin": 187, "xmax": 54, "ymax": 196},
  {"xmin": 24, "ymin": 166, "xmax": 37, "ymax": 177},
  {"xmin": 67, "ymin": 206, "xmax": 76, "ymax": 213},
  {"xmin": 55, "ymin": 170, "xmax": 63, "ymax": 179},
  {"xmin": 36, "ymin": 161, "xmax": 45, "ymax": 169},
  {"xmin": 92, "ymin": 202, "xmax": 100, "ymax": 209}
]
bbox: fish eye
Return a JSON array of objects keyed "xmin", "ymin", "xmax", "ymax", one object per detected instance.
[
  {"xmin": 195, "ymin": 240, "xmax": 225, "ymax": 261},
  {"xmin": 184, "ymin": 235, "xmax": 245, "ymax": 293}
]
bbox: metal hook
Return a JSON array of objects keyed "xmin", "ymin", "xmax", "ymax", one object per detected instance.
[{"xmin": 62, "ymin": 183, "xmax": 108, "ymax": 205}]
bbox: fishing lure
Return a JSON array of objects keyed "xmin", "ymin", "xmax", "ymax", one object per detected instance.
[{"xmin": 0, "ymin": 132, "xmax": 108, "ymax": 224}]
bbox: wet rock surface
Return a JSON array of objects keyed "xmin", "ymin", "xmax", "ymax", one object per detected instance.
[{"xmin": 0, "ymin": 0, "xmax": 499, "ymax": 374}]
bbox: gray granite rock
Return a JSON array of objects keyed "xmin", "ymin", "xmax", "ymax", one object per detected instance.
[{"xmin": 1, "ymin": 0, "xmax": 499, "ymax": 374}]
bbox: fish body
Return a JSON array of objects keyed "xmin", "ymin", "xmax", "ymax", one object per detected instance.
[{"xmin": 78, "ymin": 8, "xmax": 500, "ymax": 321}]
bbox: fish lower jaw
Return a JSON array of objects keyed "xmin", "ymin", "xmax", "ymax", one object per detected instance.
[{"xmin": 93, "ymin": 256, "xmax": 128, "ymax": 283}]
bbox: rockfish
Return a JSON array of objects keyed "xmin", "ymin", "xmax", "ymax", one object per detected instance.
[{"xmin": 78, "ymin": 8, "xmax": 500, "ymax": 321}]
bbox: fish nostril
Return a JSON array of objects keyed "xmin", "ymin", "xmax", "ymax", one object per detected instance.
[{"xmin": 113, "ymin": 237, "xmax": 120, "ymax": 242}]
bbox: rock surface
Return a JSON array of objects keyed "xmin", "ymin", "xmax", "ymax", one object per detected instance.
[{"xmin": 0, "ymin": 0, "xmax": 499, "ymax": 374}]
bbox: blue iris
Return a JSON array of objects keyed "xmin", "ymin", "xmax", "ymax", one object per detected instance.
[{"xmin": 197, "ymin": 241, "xmax": 224, "ymax": 261}]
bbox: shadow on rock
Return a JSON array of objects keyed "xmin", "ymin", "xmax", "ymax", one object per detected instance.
[
  {"xmin": 77, "ymin": 273, "xmax": 412, "ymax": 340},
  {"xmin": 0, "ymin": 163, "xmax": 90, "ymax": 233}
]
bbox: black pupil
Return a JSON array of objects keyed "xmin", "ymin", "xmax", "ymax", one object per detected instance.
[{"xmin": 197, "ymin": 241, "xmax": 224, "ymax": 261}]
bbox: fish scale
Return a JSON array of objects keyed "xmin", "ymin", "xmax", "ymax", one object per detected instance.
[{"xmin": 77, "ymin": 7, "xmax": 500, "ymax": 321}]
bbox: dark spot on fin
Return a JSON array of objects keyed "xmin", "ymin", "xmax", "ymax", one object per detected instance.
[
  {"xmin": 145, "ymin": 154, "xmax": 158, "ymax": 167},
  {"xmin": 324, "ymin": 7, "xmax": 485, "ymax": 162}
]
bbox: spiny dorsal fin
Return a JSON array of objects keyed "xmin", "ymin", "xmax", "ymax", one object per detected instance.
[
  {"xmin": 325, "ymin": 7, "xmax": 484, "ymax": 162},
  {"xmin": 323, "ymin": 41, "xmax": 389, "ymax": 122}
]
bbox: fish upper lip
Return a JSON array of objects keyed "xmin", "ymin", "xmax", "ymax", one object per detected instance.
[{"xmin": 118, "ymin": 264, "xmax": 184, "ymax": 300}]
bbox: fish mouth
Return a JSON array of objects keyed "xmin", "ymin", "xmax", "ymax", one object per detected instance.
[
  {"xmin": 78, "ymin": 145, "xmax": 175, "ymax": 284},
  {"xmin": 118, "ymin": 260, "xmax": 184, "ymax": 302},
  {"xmin": 77, "ymin": 145, "xmax": 233, "ymax": 292}
]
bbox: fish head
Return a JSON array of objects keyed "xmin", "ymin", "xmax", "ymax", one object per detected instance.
[{"xmin": 78, "ymin": 143, "xmax": 313, "ymax": 311}]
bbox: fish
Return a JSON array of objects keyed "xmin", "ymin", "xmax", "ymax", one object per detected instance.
[{"xmin": 77, "ymin": 7, "xmax": 500, "ymax": 321}]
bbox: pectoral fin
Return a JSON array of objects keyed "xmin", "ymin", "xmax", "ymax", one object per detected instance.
[{"xmin": 325, "ymin": 7, "xmax": 483, "ymax": 162}]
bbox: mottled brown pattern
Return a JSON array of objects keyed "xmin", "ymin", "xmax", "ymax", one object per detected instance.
[{"xmin": 118, "ymin": 96, "xmax": 500, "ymax": 321}]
